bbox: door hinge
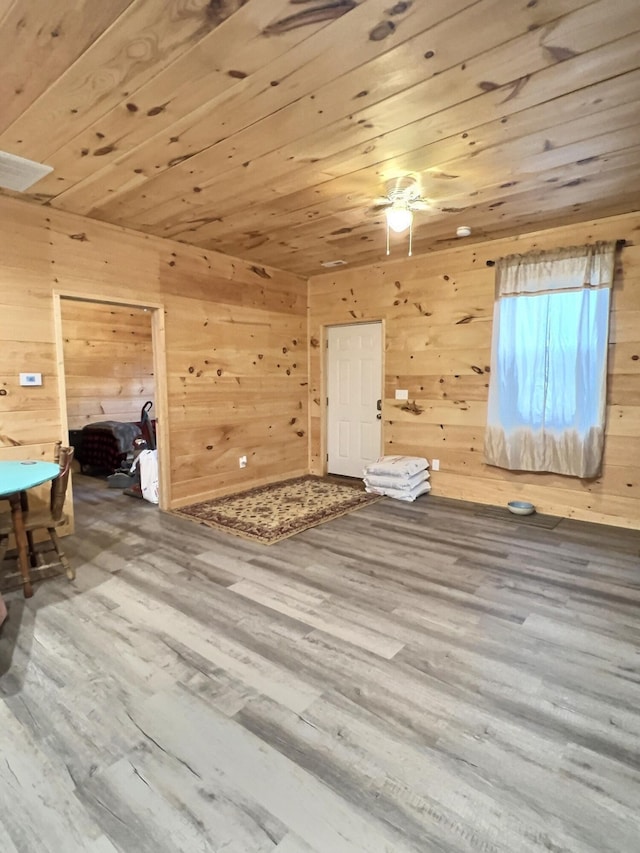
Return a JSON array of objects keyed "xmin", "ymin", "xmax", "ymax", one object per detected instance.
[
  {"xmin": 326, "ymin": 397, "xmax": 329, "ymax": 406},
  {"xmin": 326, "ymin": 453, "xmax": 329, "ymax": 462}
]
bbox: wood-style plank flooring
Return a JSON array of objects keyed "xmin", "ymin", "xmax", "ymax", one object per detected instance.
[{"xmin": 1, "ymin": 475, "xmax": 640, "ymax": 853}]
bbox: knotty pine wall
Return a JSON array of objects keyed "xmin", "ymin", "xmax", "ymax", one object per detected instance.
[
  {"xmin": 61, "ymin": 300, "xmax": 154, "ymax": 429},
  {"xmin": 0, "ymin": 195, "xmax": 308, "ymax": 509},
  {"xmin": 309, "ymin": 210, "xmax": 640, "ymax": 530}
]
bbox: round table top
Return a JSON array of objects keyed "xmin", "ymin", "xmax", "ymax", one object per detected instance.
[{"xmin": 0, "ymin": 460, "xmax": 61, "ymax": 497}]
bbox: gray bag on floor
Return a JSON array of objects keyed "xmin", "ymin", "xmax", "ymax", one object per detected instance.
[{"xmin": 107, "ymin": 470, "xmax": 135, "ymax": 488}]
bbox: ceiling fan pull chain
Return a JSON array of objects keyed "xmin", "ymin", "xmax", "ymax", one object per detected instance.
[
  {"xmin": 408, "ymin": 219, "xmax": 413, "ymax": 257},
  {"xmin": 386, "ymin": 220, "xmax": 390, "ymax": 256}
]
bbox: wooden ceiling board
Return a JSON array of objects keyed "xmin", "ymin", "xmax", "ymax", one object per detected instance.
[
  {"xmin": 187, "ymin": 0, "xmax": 638, "ymax": 209},
  {"xmin": 31, "ymin": 0, "xmax": 435, "ymax": 213},
  {"xmin": 53, "ymin": 0, "xmax": 476, "ymax": 220},
  {"xmin": 166, "ymin": 78, "xmax": 640, "ymax": 248},
  {"xmin": 90, "ymin": 0, "xmax": 638, "ymax": 241},
  {"xmin": 163, "ymin": 57, "xmax": 640, "ymax": 250},
  {"xmin": 78, "ymin": 0, "xmax": 599, "ymax": 229},
  {"xmin": 159, "ymin": 63, "xmax": 639, "ymax": 248},
  {"xmin": 1, "ymin": 0, "xmax": 639, "ymax": 276},
  {"xmin": 158, "ymin": 53, "xmax": 638, "ymax": 262},
  {"xmin": 0, "ymin": 0, "xmax": 230, "ymax": 160},
  {"xmin": 21, "ymin": 0, "xmax": 344, "ymax": 201},
  {"xmin": 0, "ymin": 0, "xmax": 133, "ymax": 134},
  {"xmin": 259, "ymin": 159, "xmax": 640, "ymax": 256},
  {"xmin": 193, "ymin": 139, "xmax": 640, "ymax": 266},
  {"xmin": 292, "ymin": 169, "xmax": 640, "ymax": 273}
]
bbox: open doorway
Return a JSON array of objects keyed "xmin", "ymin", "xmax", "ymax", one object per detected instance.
[{"xmin": 53, "ymin": 293, "xmax": 170, "ymax": 510}]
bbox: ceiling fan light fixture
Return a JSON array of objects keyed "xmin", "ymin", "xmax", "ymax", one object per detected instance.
[{"xmin": 386, "ymin": 206, "xmax": 413, "ymax": 233}]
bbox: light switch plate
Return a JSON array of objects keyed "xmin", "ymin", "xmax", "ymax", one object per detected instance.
[
  {"xmin": 395, "ymin": 389, "xmax": 409, "ymax": 400},
  {"xmin": 20, "ymin": 372, "xmax": 42, "ymax": 386}
]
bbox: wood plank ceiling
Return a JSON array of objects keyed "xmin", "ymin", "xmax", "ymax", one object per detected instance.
[{"xmin": 1, "ymin": 0, "xmax": 639, "ymax": 277}]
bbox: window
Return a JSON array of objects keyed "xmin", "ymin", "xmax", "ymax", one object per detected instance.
[{"xmin": 485, "ymin": 242, "xmax": 616, "ymax": 478}]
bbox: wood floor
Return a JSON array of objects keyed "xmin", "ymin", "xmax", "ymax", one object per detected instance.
[{"xmin": 1, "ymin": 476, "xmax": 639, "ymax": 853}]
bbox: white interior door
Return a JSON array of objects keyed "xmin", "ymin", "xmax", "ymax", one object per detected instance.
[{"xmin": 327, "ymin": 322, "xmax": 382, "ymax": 477}]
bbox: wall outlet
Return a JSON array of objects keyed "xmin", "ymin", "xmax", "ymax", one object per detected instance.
[
  {"xmin": 431, "ymin": 458, "xmax": 440, "ymax": 471},
  {"xmin": 239, "ymin": 455, "xmax": 247, "ymax": 468},
  {"xmin": 395, "ymin": 389, "xmax": 409, "ymax": 400}
]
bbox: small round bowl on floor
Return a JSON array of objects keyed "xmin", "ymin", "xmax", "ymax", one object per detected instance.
[{"xmin": 507, "ymin": 500, "xmax": 536, "ymax": 515}]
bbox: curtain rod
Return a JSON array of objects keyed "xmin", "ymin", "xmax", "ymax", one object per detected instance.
[{"xmin": 485, "ymin": 238, "xmax": 627, "ymax": 267}]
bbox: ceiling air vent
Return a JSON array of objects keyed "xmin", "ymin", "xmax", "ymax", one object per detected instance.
[
  {"xmin": 0, "ymin": 150, "xmax": 53, "ymax": 191},
  {"xmin": 320, "ymin": 259, "xmax": 347, "ymax": 268}
]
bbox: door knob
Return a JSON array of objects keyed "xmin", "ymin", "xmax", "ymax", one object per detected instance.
[
  {"xmin": 376, "ymin": 399, "xmax": 382, "ymax": 411},
  {"xmin": 376, "ymin": 413, "xmax": 382, "ymax": 420}
]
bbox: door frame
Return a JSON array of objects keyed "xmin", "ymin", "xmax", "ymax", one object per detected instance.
[
  {"xmin": 322, "ymin": 319, "xmax": 385, "ymax": 475},
  {"xmin": 52, "ymin": 290, "xmax": 171, "ymax": 510}
]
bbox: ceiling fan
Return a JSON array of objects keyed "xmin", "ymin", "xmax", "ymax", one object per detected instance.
[
  {"xmin": 371, "ymin": 176, "xmax": 429, "ymax": 257},
  {"xmin": 371, "ymin": 172, "xmax": 471, "ymax": 256}
]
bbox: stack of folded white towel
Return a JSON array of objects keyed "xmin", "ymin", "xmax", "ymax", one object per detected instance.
[{"xmin": 363, "ymin": 455, "xmax": 431, "ymax": 502}]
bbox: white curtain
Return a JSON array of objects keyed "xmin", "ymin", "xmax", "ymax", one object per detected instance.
[{"xmin": 485, "ymin": 241, "xmax": 616, "ymax": 478}]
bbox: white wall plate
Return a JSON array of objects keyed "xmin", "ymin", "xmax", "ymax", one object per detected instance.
[{"xmin": 20, "ymin": 372, "xmax": 42, "ymax": 386}]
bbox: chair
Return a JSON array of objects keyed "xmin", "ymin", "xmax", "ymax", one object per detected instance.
[
  {"xmin": 0, "ymin": 446, "xmax": 75, "ymax": 586},
  {"xmin": 23, "ymin": 439, "xmax": 63, "ymax": 567}
]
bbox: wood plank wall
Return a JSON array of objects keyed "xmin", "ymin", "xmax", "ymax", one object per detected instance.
[
  {"xmin": 61, "ymin": 299, "xmax": 154, "ymax": 429},
  {"xmin": 2, "ymin": 191, "xmax": 637, "ymax": 529},
  {"xmin": 0, "ymin": 195, "xmax": 308, "ymax": 509},
  {"xmin": 308, "ymin": 211, "xmax": 640, "ymax": 530}
]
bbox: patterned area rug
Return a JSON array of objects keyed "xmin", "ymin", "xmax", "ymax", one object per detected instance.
[{"xmin": 172, "ymin": 475, "xmax": 383, "ymax": 545}]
